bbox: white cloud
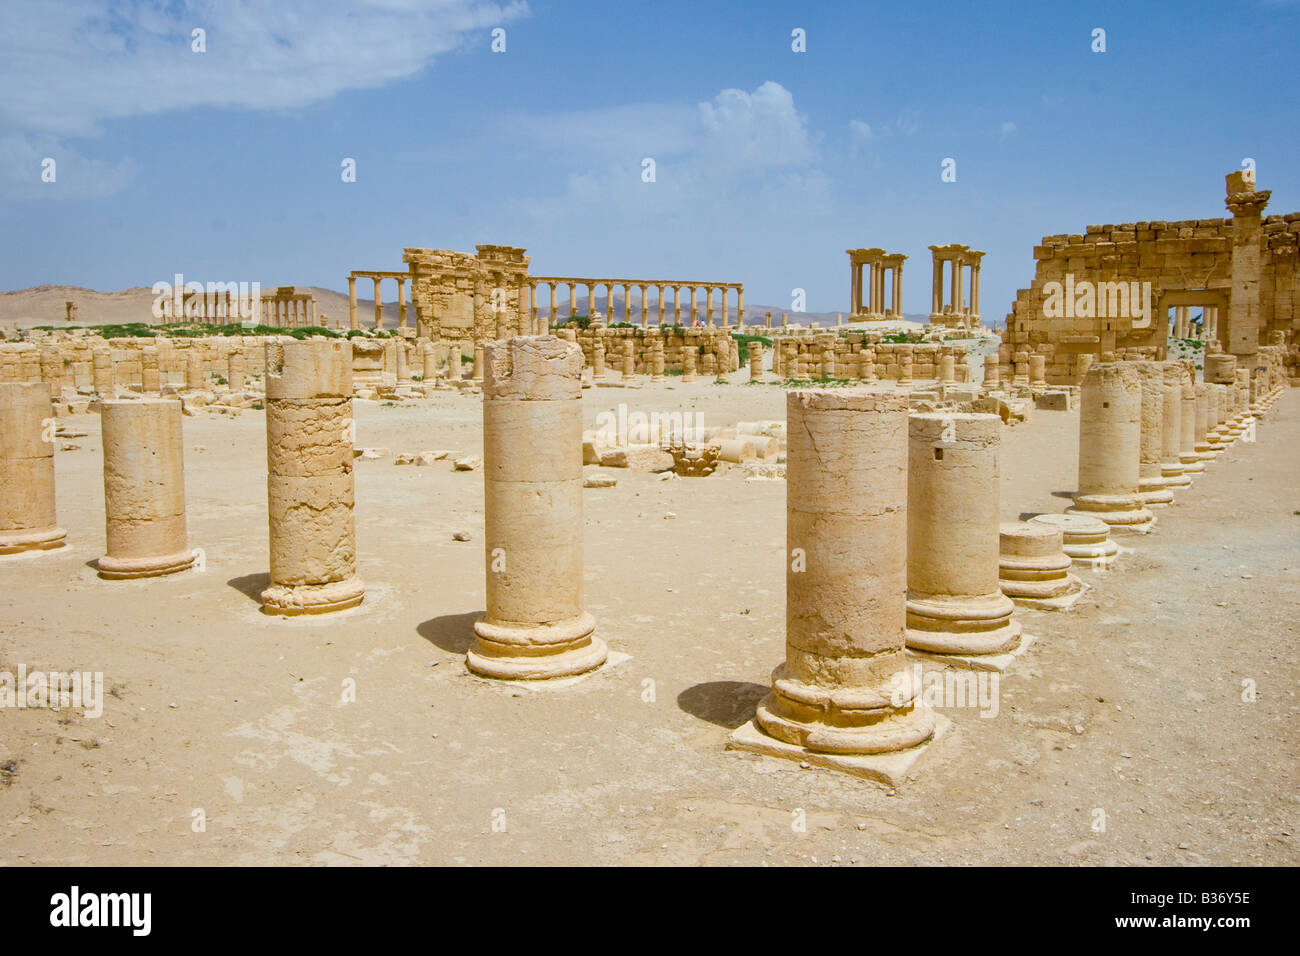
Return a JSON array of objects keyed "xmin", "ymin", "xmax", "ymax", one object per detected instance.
[
  {"xmin": 696, "ymin": 81, "xmax": 817, "ymax": 170},
  {"xmin": 505, "ymin": 81, "xmax": 828, "ymax": 225},
  {"xmin": 1000, "ymin": 121, "xmax": 1017, "ymax": 137},
  {"xmin": 0, "ymin": 0, "xmax": 528, "ymax": 198},
  {"xmin": 849, "ymin": 119, "xmax": 873, "ymax": 144}
]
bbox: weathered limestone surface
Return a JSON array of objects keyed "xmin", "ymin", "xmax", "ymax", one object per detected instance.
[
  {"xmin": 905, "ymin": 413, "xmax": 1023, "ymax": 657},
  {"xmin": 468, "ymin": 336, "xmax": 607, "ymax": 680},
  {"xmin": 1068, "ymin": 362, "xmax": 1155, "ymax": 533},
  {"xmin": 261, "ymin": 340, "xmax": 364, "ymax": 615},
  {"xmin": 96, "ymin": 399, "xmax": 195, "ymax": 578},
  {"xmin": 738, "ymin": 389, "xmax": 937, "ymax": 762},
  {"xmin": 0, "ymin": 382, "xmax": 66, "ymax": 554}
]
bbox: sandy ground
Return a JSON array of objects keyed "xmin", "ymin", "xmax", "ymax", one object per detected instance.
[{"xmin": 1, "ymin": 378, "xmax": 1296, "ymax": 866}]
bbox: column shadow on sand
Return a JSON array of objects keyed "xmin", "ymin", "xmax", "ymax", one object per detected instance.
[
  {"xmin": 417, "ymin": 611, "xmax": 483, "ymax": 655},
  {"xmin": 227, "ymin": 572, "xmax": 271, "ymax": 604},
  {"xmin": 677, "ymin": 680, "xmax": 769, "ymax": 729}
]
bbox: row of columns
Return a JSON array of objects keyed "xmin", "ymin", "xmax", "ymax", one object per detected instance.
[
  {"xmin": 847, "ymin": 250, "xmax": 906, "ymax": 317},
  {"xmin": 1170, "ymin": 306, "xmax": 1220, "ymax": 341},
  {"xmin": 929, "ymin": 245, "xmax": 984, "ymax": 326},
  {"xmin": 526, "ymin": 280, "xmax": 743, "ymax": 330},
  {"xmin": 347, "ymin": 274, "xmax": 409, "ymax": 332}
]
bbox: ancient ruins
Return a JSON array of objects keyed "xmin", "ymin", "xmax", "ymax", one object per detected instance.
[{"xmin": 1, "ymin": 167, "xmax": 1295, "ymax": 866}]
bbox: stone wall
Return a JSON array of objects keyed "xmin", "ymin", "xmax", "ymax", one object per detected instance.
[{"xmin": 403, "ymin": 245, "xmax": 531, "ymax": 344}]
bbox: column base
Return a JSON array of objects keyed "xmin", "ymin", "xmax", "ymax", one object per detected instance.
[
  {"xmin": 0, "ymin": 526, "xmax": 68, "ymax": 556},
  {"xmin": 261, "ymin": 576, "xmax": 365, "ymax": 616},
  {"xmin": 1179, "ymin": 453, "xmax": 1206, "ymax": 474},
  {"xmin": 998, "ymin": 569, "xmax": 1089, "ymax": 610},
  {"xmin": 1137, "ymin": 479, "xmax": 1175, "ymax": 507},
  {"xmin": 905, "ymin": 591, "xmax": 1023, "ymax": 657},
  {"xmin": 1159, "ymin": 463, "xmax": 1193, "ymax": 487},
  {"xmin": 749, "ymin": 666, "xmax": 937, "ymax": 756},
  {"xmin": 727, "ymin": 712, "xmax": 948, "ymax": 786},
  {"xmin": 907, "ymin": 631, "xmax": 1038, "ymax": 673},
  {"xmin": 1067, "ymin": 495, "xmax": 1156, "ymax": 534},
  {"xmin": 468, "ymin": 612, "xmax": 607, "ymax": 680},
  {"xmin": 1029, "ymin": 513, "xmax": 1119, "ymax": 566},
  {"xmin": 96, "ymin": 547, "xmax": 196, "ymax": 579}
]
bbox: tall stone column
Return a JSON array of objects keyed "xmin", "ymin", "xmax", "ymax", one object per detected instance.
[
  {"xmin": 905, "ymin": 413, "xmax": 1022, "ymax": 659},
  {"xmin": 468, "ymin": 337, "xmax": 607, "ymax": 679},
  {"xmin": 970, "ymin": 264, "xmax": 980, "ymax": 321},
  {"xmin": 0, "ymin": 382, "xmax": 66, "ymax": 554},
  {"xmin": 473, "ymin": 344, "xmax": 485, "ymax": 382},
  {"xmin": 398, "ymin": 279, "xmax": 408, "ymax": 330},
  {"xmin": 1224, "ymin": 170, "xmax": 1269, "ymax": 362},
  {"xmin": 1160, "ymin": 364, "xmax": 1191, "ymax": 485},
  {"xmin": 730, "ymin": 389, "xmax": 937, "ymax": 775},
  {"xmin": 1179, "ymin": 375, "xmax": 1204, "ymax": 473},
  {"xmin": 851, "ymin": 258, "xmax": 861, "ymax": 314},
  {"xmin": 586, "ymin": 283, "xmax": 595, "ymax": 319},
  {"xmin": 892, "ymin": 265, "xmax": 903, "ymax": 317},
  {"xmin": 1131, "ymin": 362, "xmax": 1174, "ymax": 506},
  {"xmin": 931, "ymin": 256, "xmax": 942, "ymax": 317},
  {"xmin": 673, "ymin": 286, "xmax": 682, "ymax": 325},
  {"xmin": 261, "ymin": 340, "xmax": 364, "ymax": 615},
  {"xmin": 950, "ymin": 259, "xmax": 960, "ymax": 318},
  {"xmin": 638, "ymin": 284, "xmax": 648, "ymax": 328},
  {"xmin": 749, "ymin": 340, "xmax": 763, "ymax": 380},
  {"xmin": 706, "ymin": 288, "xmax": 715, "ymax": 327},
  {"xmin": 689, "ymin": 287, "xmax": 698, "ymax": 325},
  {"xmin": 1194, "ymin": 383, "xmax": 1221, "ymax": 457},
  {"xmin": 736, "ymin": 287, "xmax": 745, "ymax": 326},
  {"xmin": 1068, "ymin": 363, "xmax": 1155, "ymax": 532},
  {"xmin": 656, "ymin": 286, "xmax": 665, "ymax": 326},
  {"xmin": 96, "ymin": 399, "xmax": 195, "ymax": 578},
  {"xmin": 372, "ymin": 277, "xmax": 384, "ymax": 331}
]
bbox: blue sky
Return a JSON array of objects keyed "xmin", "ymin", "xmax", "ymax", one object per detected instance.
[{"xmin": 2, "ymin": 0, "xmax": 1298, "ymax": 324}]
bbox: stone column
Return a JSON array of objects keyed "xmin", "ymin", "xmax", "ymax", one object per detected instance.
[
  {"xmin": 1029, "ymin": 513, "xmax": 1118, "ymax": 568},
  {"xmin": 651, "ymin": 336, "xmax": 665, "ymax": 380},
  {"xmin": 706, "ymin": 288, "xmax": 715, "ymax": 327},
  {"xmin": 447, "ymin": 342, "xmax": 463, "ymax": 382},
  {"xmin": 689, "ymin": 287, "xmax": 698, "ymax": 325},
  {"xmin": 1157, "ymin": 363, "xmax": 1190, "ymax": 488},
  {"xmin": 592, "ymin": 336, "xmax": 606, "ymax": 380},
  {"xmin": 638, "ymin": 284, "xmax": 648, "ymax": 328},
  {"xmin": 997, "ymin": 521, "xmax": 1086, "ymax": 610},
  {"xmin": 1029, "ymin": 353, "xmax": 1047, "ymax": 386},
  {"xmin": 622, "ymin": 338, "xmax": 635, "ymax": 381},
  {"xmin": 228, "ymin": 351, "xmax": 245, "ymax": 392},
  {"xmin": 673, "ymin": 286, "xmax": 682, "ymax": 325},
  {"xmin": 96, "ymin": 399, "xmax": 195, "ymax": 578},
  {"xmin": 92, "ymin": 348, "xmax": 115, "ymax": 398},
  {"xmin": 372, "ymin": 277, "xmax": 383, "ymax": 330},
  {"xmin": 905, "ymin": 413, "xmax": 1022, "ymax": 659},
  {"xmin": 261, "ymin": 340, "xmax": 364, "ymax": 615},
  {"xmin": 851, "ymin": 258, "xmax": 861, "ymax": 314},
  {"xmin": 682, "ymin": 341, "xmax": 697, "ymax": 382},
  {"xmin": 1068, "ymin": 363, "xmax": 1155, "ymax": 532},
  {"xmin": 931, "ymin": 257, "xmax": 942, "ymax": 316},
  {"xmin": 657, "ymin": 286, "xmax": 665, "ymax": 326},
  {"xmin": 731, "ymin": 389, "xmax": 937, "ymax": 769},
  {"xmin": 468, "ymin": 336, "xmax": 607, "ymax": 679},
  {"xmin": 1178, "ymin": 375, "xmax": 1204, "ymax": 473},
  {"xmin": 422, "ymin": 342, "xmax": 438, "ymax": 385},
  {"xmin": 749, "ymin": 340, "xmax": 763, "ymax": 380},
  {"xmin": 737, "ymin": 287, "xmax": 745, "ymax": 326},
  {"xmin": 0, "ymin": 382, "xmax": 66, "ymax": 554},
  {"xmin": 185, "ymin": 347, "xmax": 204, "ymax": 391},
  {"xmin": 1127, "ymin": 362, "xmax": 1174, "ymax": 505},
  {"xmin": 970, "ymin": 264, "xmax": 980, "ymax": 322},
  {"xmin": 892, "ymin": 265, "xmax": 903, "ymax": 317},
  {"xmin": 587, "ymin": 283, "xmax": 595, "ymax": 319},
  {"xmin": 396, "ymin": 339, "xmax": 410, "ymax": 385},
  {"xmin": 473, "ymin": 344, "xmax": 485, "ymax": 382},
  {"xmin": 950, "ymin": 260, "xmax": 961, "ymax": 317},
  {"xmin": 940, "ymin": 351, "xmax": 956, "ymax": 384},
  {"xmin": 398, "ymin": 279, "xmax": 408, "ymax": 330},
  {"xmin": 529, "ymin": 283, "xmax": 538, "ymax": 333},
  {"xmin": 1224, "ymin": 171, "xmax": 1269, "ymax": 362}
]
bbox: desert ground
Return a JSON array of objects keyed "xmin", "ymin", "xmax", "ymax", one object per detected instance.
[{"xmin": 1, "ymin": 376, "xmax": 1296, "ymax": 866}]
